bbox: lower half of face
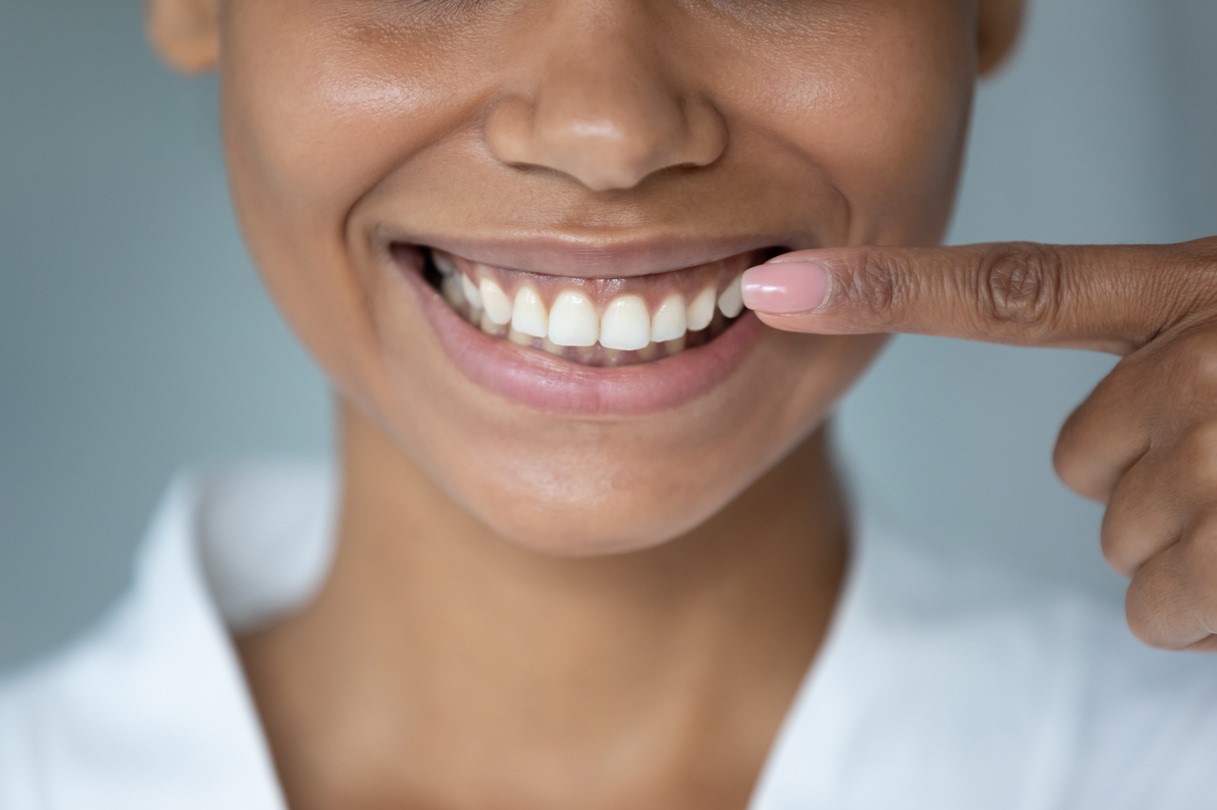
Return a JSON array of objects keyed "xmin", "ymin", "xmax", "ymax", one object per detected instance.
[{"xmin": 219, "ymin": 0, "xmax": 977, "ymax": 554}]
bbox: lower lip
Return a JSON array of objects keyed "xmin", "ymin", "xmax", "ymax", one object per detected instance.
[{"xmin": 389, "ymin": 248, "xmax": 767, "ymax": 417}]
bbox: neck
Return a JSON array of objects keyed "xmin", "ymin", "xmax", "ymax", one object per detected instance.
[{"xmin": 237, "ymin": 397, "xmax": 853, "ymax": 809}]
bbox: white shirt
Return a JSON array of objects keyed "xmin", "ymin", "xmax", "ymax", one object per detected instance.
[{"xmin": 2, "ymin": 460, "xmax": 1216, "ymax": 809}]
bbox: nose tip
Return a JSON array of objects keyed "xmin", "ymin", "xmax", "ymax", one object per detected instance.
[
  {"xmin": 487, "ymin": 95, "xmax": 726, "ymax": 192},
  {"xmin": 482, "ymin": 10, "xmax": 730, "ymax": 197}
]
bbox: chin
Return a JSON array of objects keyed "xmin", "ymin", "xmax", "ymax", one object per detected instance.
[{"xmin": 449, "ymin": 448, "xmax": 756, "ymax": 558}]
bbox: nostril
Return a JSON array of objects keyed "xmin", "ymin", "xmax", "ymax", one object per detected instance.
[
  {"xmin": 482, "ymin": 73, "xmax": 726, "ymax": 193},
  {"xmin": 482, "ymin": 95, "xmax": 536, "ymax": 168}
]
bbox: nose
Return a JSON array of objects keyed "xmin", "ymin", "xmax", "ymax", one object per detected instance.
[{"xmin": 483, "ymin": 10, "xmax": 728, "ymax": 193}]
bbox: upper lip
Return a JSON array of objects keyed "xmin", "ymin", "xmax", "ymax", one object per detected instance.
[{"xmin": 379, "ymin": 229, "xmax": 796, "ymax": 279}]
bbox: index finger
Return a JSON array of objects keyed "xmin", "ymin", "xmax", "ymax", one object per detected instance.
[{"xmin": 739, "ymin": 239, "xmax": 1217, "ymax": 355}]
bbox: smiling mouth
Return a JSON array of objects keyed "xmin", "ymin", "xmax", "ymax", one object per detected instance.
[{"xmin": 397, "ymin": 243, "xmax": 784, "ymax": 367}]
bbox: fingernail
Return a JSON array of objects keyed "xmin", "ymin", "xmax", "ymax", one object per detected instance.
[{"xmin": 741, "ymin": 261, "xmax": 831, "ymax": 314}]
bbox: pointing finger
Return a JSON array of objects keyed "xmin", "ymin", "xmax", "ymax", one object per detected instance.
[{"xmin": 740, "ymin": 239, "xmax": 1217, "ymax": 355}]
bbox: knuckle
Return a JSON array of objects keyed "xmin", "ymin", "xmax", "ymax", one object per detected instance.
[
  {"xmin": 1051, "ymin": 391, "xmax": 1121, "ymax": 502},
  {"xmin": 1125, "ymin": 571, "xmax": 1175, "ymax": 649},
  {"xmin": 1126, "ymin": 526, "xmax": 1217, "ymax": 650},
  {"xmin": 1182, "ymin": 236, "xmax": 1217, "ymax": 270},
  {"xmin": 1175, "ymin": 422, "xmax": 1217, "ymax": 492},
  {"xmin": 1125, "ymin": 610, "xmax": 1168, "ymax": 650},
  {"xmin": 1182, "ymin": 512, "xmax": 1217, "ymax": 581},
  {"xmin": 977, "ymin": 242, "xmax": 1064, "ymax": 333},
  {"xmin": 1051, "ymin": 442, "xmax": 1085, "ymax": 496},
  {"xmin": 1168, "ymin": 330, "xmax": 1217, "ymax": 395},
  {"xmin": 1052, "ymin": 445, "xmax": 1109, "ymax": 502},
  {"xmin": 840, "ymin": 250, "xmax": 911, "ymax": 325},
  {"xmin": 1099, "ymin": 502, "xmax": 1138, "ymax": 577},
  {"xmin": 1053, "ymin": 406, "xmax": 1095, "ymax": 493},
  {"xmin": 1188, "ymin": 506, "xmax": 1217, "ymax": 540},
  {"xmin": 1186, "ymin": 634, "xmax": 1217, "ymax": 652}
]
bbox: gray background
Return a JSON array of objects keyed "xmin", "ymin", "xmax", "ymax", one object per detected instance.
[{"xmin": 2, "ymin": 2, "xmax": 1215, "ymax": 671}]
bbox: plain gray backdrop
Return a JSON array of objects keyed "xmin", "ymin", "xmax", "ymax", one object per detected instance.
[{"xmin": 2, "ymin": 1, "xmax": 1215, "ymax": 671}]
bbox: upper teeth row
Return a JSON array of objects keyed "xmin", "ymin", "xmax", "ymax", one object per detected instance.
[{"xmin": 437, "ymin": 260, "xmax": 745, "ymax": 351}]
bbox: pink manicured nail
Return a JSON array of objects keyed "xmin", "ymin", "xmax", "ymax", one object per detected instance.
[{"xmin": 740, "ymin": 261, "xmax": 831, "ymax": 314}]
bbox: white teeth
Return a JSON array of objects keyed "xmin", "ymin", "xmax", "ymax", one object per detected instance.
[
  {"xmin": 650, "ymin": 294, "xmax": 687, "ymax": 343},
  {"xmin": 441, "ymin": 273, "xmax": 466, "ymax": 310},
  {"xmin": 479, "ymin": 310, "xmax": 507, "ymax": 336},
  {"xmin": 541, "ymin": 336, "xmax": 567, "ymax": 357},
  {"xmin": 718, "ymin": 275, "xmax": 744, "ymax": 318},
  {"xmin": 479, "ymin": 278, "xmax": 513, "ymax": 325},
  {"xmin": 547, "ymin": 290, "xmax": 599, "ymax": 347},
  {"xmin": 511, "ymin": 287, "xmax": 548, "ymax": 338},
  {"xmin": 433, "ymin": 251, "xmax": 458, "ymax": 277},
  {"xmin": 600, "ymin": 295, "xmax": 651, "ymax": 351},
  {"xmin": 435, "ymin": 264, "xmax": 736, "ymax": 362},
  {"xmin": 687, "ymin": 287, "xmax": 716, "ymax": 332},
  {"xmin": 460, "ymin": 275, "xmax": 482, "ymax": 311}
]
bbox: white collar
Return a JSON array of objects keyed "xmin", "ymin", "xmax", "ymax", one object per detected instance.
[{"xmin": 13, "ymin": 459, "xmax": 880, "ymax": 809}]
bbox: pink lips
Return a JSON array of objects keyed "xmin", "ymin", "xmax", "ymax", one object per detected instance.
[{"xmin": 387, "ymin": 245, "xmax": 770, "ymax": 417}]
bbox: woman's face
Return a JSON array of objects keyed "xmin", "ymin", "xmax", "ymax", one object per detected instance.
[{"xmin": 176, "ymin": 0, "xmax": 995, "ymax": 554}]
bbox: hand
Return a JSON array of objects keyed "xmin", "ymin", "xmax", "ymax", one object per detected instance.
[{"xmin": 741, "ymin": 237, "xmax": 1217, "ymax": 651}]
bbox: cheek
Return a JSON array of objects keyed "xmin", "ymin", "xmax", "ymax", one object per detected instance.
[
  {"xmin": 217, "ymin": 7, "xmax": 471, "ymax": 403},
  {"xmin": 221, "ymin": 7, "xmax": 463, "ymax": 208},
  {"xmin": 733, "ymin": 5, "xmax": 976, "ymax": 245}
]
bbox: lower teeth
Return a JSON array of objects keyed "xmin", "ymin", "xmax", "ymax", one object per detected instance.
[{"xmin": 424, "ymin": 255, "xmax": 738, "ymax": 367}]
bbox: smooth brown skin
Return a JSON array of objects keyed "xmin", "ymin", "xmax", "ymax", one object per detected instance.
[
  {"xmin": 750, "ymin": 238, "xmax": 1217, "ymax": 652},
  {"xmin": 147, "ymin": 1, "xmax": 1022, "ymax": 807}
]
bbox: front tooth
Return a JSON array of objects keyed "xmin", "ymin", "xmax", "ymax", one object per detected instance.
[
  {"xmin": 718, "ymin": 275, "xmax": 744, "ymax": 318},
  {"xmin": 511, "ymin": 286, "xmax": 548, "ymax": 338},
  {"xmin": 687, "ymin": 287, "xmax": 716, "ymax": 331},
  {"xmin": 479, "ymin": 278, "xmax": 513, "ymax": 325},
  {"xmin": 547, "ymin": 290, "xmax": 599, "ymax": 347},
  {"xmin": 460, "ymin": 274, "xmax": 483, "ymax": 311},
  {"xmin": 600, "ymin": 295, "xmax": 651, "ymax": 351},
  {"xmin": 650, "ymin": 294, "xmax": 687, "ymax": 343}
]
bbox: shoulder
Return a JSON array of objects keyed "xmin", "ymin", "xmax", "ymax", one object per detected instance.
[
  {"xmin": 0, "ymin": 600, "xmax": 146, "ymax": 808},
  {"xmin": 0, "ymin": 592, "xmax": 277, "ymax": 810},
  {"xmin": 856, "ymin": 520, "xmax": 1217, "ymax": 808},
  {"xmin": 0, "ymin": 657, "xmax": 52, "ymax": 806},
  {"xmin": 0, "ymin": 461, "xmax": 325, "ymax": 809}
]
